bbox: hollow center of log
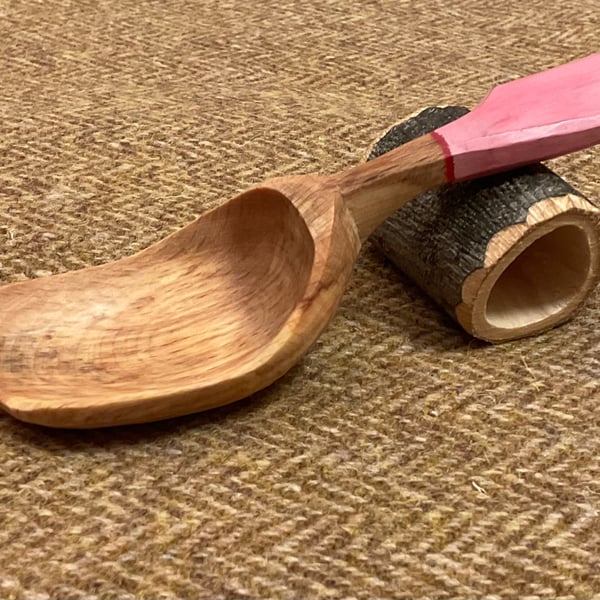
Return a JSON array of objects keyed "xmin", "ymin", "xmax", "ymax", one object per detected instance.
[{"xmin": 484, "ymin": 225, "xmax": 591, "ymax": 329}]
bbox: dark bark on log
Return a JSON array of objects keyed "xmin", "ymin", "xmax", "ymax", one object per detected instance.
[{"xmin": 370, "ymin": 106, "xmax": 599, "ymax": 341}]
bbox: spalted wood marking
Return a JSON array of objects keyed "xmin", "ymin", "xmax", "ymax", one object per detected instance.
[{"xmin": 371, "ymin": 107, "xmax": 600, "ymax": 342}]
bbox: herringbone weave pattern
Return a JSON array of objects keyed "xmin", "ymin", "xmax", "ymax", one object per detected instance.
[{"xmin": 1, "ymin": 0, "xmax": 599, "ymax": 598}]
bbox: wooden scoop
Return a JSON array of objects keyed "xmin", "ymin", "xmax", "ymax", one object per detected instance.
[{"xmin": 2, "ymin": 53, "xmax": 599, "ymax": 428}]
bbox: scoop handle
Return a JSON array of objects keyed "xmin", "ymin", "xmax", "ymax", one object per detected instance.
[
  {"xmin": 433, "ymin": 52, "xmax": 600, "ymax": 182},
  {"xmin": 341, "ymin": 53, "xmax": 600, "ymax": 240}
]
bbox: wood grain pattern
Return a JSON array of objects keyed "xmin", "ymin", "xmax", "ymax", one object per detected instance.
[
  {"xmin": 340, "ymin": 134, "xmax": 446, "ymax": 239},
  {"xmin": 462, "ymin": 199, "xmax": 600, "ymax": 341},
  {"xmin": 0, "ymin": 177, "xmax": 360, "ymax": 427},
  {"xmin": 1, "ymin": 56, "xmax": 599, "ymax": 426},
  {"xmin": 371, "ymin": 107, "xmax": 600, "ymax": 342},
  {"xmin": 0, "ymin": 131, "xmax": 448, "ymax": 427}
]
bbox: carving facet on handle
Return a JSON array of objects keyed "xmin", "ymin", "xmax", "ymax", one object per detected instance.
[
  {"xmin": 340, "ymin": 134, "xmax": 447, "ymax": 240},
  {"xmin": 434, "ymin": 53, "xmax": 600, "ymax": 181},
  {"xmin": 341, "ymin": 53, "xmax": 600, "ymax": 239},
  {"xmin": 1, "ymin": 56, "xmax": 599, "ymax": 428}
]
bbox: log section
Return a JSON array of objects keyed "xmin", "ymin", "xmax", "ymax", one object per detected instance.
[{"xmin": 370, "ymin": 107, "xmax": 600, "ymax": 342}]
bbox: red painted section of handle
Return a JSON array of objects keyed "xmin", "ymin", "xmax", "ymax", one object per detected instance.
[
  {"xmin": 434, "ymin": 53, "xmax": 600, "ymax": 182},
  {"xmin": 430, "ymin": 130, "xmax": 455, "ymax": 182}
]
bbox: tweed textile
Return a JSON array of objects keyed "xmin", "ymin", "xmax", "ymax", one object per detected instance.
[{"xmin": 1, "ymin": 0, "xmax": 600, "ymax": 598}]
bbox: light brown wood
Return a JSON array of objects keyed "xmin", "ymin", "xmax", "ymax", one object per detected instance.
[
  {"xmin": 0, "ymin": 136, "xmax": 446, "ymax": 428},
  {"xmin": 5, "ymin": 56, "xmax": 600, "ymax": 427},
  {"xmin": 462, "ymin": 197, "xmax": 600, "ymax": 341},
  {"xmin": 341, "ymin": 135, "xmax": 447, "ymax": 239}
]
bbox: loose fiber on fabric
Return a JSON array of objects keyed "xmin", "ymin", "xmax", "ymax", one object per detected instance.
[{"xmin": 1, "ymin": 1, "xmax": 599, "ymax": 598}]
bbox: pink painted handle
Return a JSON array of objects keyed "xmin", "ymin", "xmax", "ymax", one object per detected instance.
[{"xmin": 432, "ymin": 53, "xmax": 600, "ymax": 182}]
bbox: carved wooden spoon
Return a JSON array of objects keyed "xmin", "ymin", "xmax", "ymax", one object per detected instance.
[{"xmin": 2, "ymin": 53, "xmax": 599, "ymax": 428}]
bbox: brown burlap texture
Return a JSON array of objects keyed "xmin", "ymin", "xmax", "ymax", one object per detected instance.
[{"xmin": 1, "ymin": 1, "xmax": 599, "ymax": 598}]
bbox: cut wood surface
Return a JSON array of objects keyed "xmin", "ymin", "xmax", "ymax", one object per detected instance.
[
  {"xmin": 0, "ymin": 56, "xmax": 599, "ymax": 427},
  {"xmin": 0, "ymin": 135, "xmax": 446, "ymax": 428},
  {"xmin": 371, "ymin": 106, "xmax": 600, "ymax": 342}
]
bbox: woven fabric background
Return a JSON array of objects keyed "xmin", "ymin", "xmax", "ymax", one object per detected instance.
[{"xmin": 1, "ymin": 0, "xmax": 599, "ymax": 598}]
